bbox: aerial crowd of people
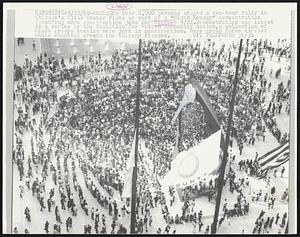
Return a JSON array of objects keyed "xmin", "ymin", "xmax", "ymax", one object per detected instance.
[{"xmin": 12, "ymin": 38, "xmax": 290, "ymax": 234}]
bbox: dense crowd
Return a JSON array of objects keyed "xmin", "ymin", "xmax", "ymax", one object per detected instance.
[{"xmin": 12, "ymin": 38, "xmax": 291, "ymax": 234}]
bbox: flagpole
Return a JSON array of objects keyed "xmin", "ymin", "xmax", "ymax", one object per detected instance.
[
  {"xmin": 211, "ymin": 39, "xmax": 243, "ymax": 234},
  {"xmin": 130, "ymin": 38, "xmax": 142, "ymax": 234}
]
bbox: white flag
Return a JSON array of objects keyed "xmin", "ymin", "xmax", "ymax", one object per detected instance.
[
  {"xmin": 161, "ymin": 129, "xmax": 222, "ymax": 189},
  {"xmin": 171, "ymin": 84, "xmax": 196, "ymax": 125}
]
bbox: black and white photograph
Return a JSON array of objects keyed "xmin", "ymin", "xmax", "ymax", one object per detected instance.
[{"xmin": 10, "ymin": 37, "xmax": 292, "ymax": 234}]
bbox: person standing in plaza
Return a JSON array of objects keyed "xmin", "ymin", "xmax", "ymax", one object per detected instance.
[
  {"xmin": 273, "ymin": 169, "xmax": 277, "ymax": 178},
  {"xmin": 239, "ymin": 142, "xmax": 244, "ymax": 155},
  {"xmin": 24, "ymin": 207, "xmax": 31, "ymax": 222},
  {"xmin": 281, "ymin": 166, "xmax": 285, "ymax": 178},
  {"xmin": 278, "ymin": 102, "xmax": 283, "ymax": 114},
  {"xmin": 281, "ymin": 212, "xmax": 287, "ymax": 228},
  {"xmin": 44, "ymin": 220, "xmax": 49, "ymax": 234},
  {"xmin": 275, "ymin": 213, "xmax": 280, "ymax": 225},
  {"xmin": 32, "ymin": 40, "xmax": 36, "ymax": 52},
  {"xmin": 204, "ymin": 225, "xmax": 210, "ymax": 234}
]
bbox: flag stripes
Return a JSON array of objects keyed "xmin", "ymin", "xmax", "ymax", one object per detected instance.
[
  {"xmin": 258, "ymin": 142, "xmax": 289, "ymax": 167},
  {"xmin": 257, "ymin": 142, "xmax": 287, "ymax": 161},
  {"xmin": 257, "ymin": 169, "xmax": 269, "ymax": 179},
  {"xmin": 258, "ymin": 156, "xmax": 289, "ymax": 179},
  {"xmin": 257, "ymin": 142, "xmax": 290, "ymax": 179},
  {"xmin": 258, "ymin": 142, "xmax": 289, "ymax": 164},
  {"xmin": 263, "ymin": 156, "xmax": 289, "ymax": 171},
  {"xmin": 260, "ymin": 150, "xmax": 289, "ymax": 170}
]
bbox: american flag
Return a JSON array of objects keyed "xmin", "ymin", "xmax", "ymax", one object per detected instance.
[{"xmin": 257, "ymin": 142, "xmax": 289, "ymax": 179}]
